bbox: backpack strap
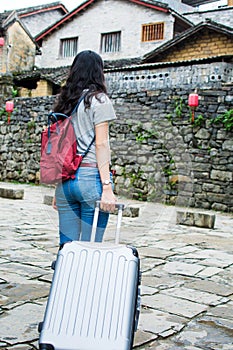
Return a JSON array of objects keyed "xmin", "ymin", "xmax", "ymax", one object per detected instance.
[
  {"xmin": 71, "ymin": 93, "xmax": 86, "ymax": 115},
  {"xmin": 81, "ymin": 136, "xmax": 95, "ymax": 158},
  {"xmin": 71, "ymin": 92, "xmax": 96, "ymax": 158}
]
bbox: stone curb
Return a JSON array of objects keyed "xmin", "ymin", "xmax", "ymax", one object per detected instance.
[
  {"xmin": 0, "ymin": 188, "xmax": 24, "ymax": 200},
  {"xmin": 176, "ymin": 210, "xmax": 216, "ymax": 229}
]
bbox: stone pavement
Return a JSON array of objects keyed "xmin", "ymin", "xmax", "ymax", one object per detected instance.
[{"xmin": 0, "ymin": 182, "xmax": 233, "ymax": 350}]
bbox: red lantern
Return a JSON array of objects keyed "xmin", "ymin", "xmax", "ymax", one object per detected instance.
[
  {"xmin": 0, "ymin": 37, "xmax": 4, "ymax": 47},
  {"xmin": 188, "ymin": 93, "xmax": 199, "ymax": 123},
  {"xmin": 188, "ymin": 93, "xmax": 199, "ymax": 108},
  {"xmin": 5, "ymin": 101, "xmax": 14, "ymax": 124},
  {"xmin": 6, "ymin": 101, "xmax": 14, "ymax": 112}
]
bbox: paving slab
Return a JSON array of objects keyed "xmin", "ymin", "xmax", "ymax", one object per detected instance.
[
  {"xmin": 162, "ymin": 261, "xmax": 205, "ymax": 276},
  {"xmin": 0, "ymin": 182, "xmax": 232, "ymax": 349},
  {"xmin": 142, "ymin": 293, "xmax": 208, "ymax": 319},
  {"xmin": 185, "ymin": 279, "xmax": 233, "ymax": 297},
  {"xmin": 0, "ymin": 302, "xmax": 45, "ymax": 344}
]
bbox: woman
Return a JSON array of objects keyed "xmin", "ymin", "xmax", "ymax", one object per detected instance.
[{"xmin": 53, "ymin": 50, "xmax": 116, "ymax": 245}]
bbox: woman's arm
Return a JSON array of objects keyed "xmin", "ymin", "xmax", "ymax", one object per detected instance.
[{"xmin": 95, "ymin": 122, "xmax": 116, "ymax": 212}]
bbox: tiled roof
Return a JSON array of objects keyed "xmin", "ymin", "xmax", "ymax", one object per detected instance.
[
  {"xmin": 2, "ymin": 2, "xmax": 68, "ymax": 17},
  {"xmin": 0, "ymin": 2, "xmax": 67, "ymax": 29},
  {"xmin": 13, "ymin": 54, "xmax": 233, "ymax": 88},
  {"xmin": 13, "ymin": 57, "xmax": 142, "ymax": 85},
  {"xmin": 0, "ymin": 11, "xmax": 10, "ymax": 28}
]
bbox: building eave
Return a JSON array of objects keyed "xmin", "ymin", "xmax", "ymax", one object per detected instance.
[
  {"xmin": 35, "ymin": 0, "xmax": 95, "ymax": 41},
  {"xmin": 19, "ymin": 4, "xmax": 68, "ymax": 18},
  {"xmin": 129, "ymin": 0, "xmax": 168, "ymax": 12},
  {"xmin": 105, "ymin": 54, "xmax": 233, "ymax": 72}
]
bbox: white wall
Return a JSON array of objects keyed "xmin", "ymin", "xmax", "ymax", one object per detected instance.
[
  {"xmin": 36, "ymin": 0, "xmax": 174, "ymax": 68},
  {"xmin": 21, "ymin": 9, "xmax": 65, "ymax": 37}
]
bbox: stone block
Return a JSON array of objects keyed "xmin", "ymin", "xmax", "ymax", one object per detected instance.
[
  {"xmin": 122, "ymin": 206, "xmax": 140, "ymax": 217},
  {"xmin": 176, "ymin": 210, "xmax": 215, "ymax": 229},
  {"xmin": 43, "ymin": 195, "xmax": 53, "ymax": 205},
  {"xmin": 0, "ymin": 188, "xmax": 24, "ymax": 200}
]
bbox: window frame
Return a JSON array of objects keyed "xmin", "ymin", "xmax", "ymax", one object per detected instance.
[
  {"xmin": 141, "ymin": 22, "xmax": 164, "ymax": 42},
  {"xmin": 59, "ymin": 37, "xmax": 78, "ymax": 58},
  {"xmin": 100, "ymin": 31, "xmax": 121, "ymax": 53}
]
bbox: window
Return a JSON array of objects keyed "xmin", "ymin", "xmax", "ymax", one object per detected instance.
[
  {"xmin": 101, "ymin": 31, "xmax": 121, "ymax": 53},
  {"xmin": 60, "ymin": 37, "xmax": 78, "ymax": 57},
  {"xmin": 141, "ymin": 23, "xmax": 164, "ymax": 42}
]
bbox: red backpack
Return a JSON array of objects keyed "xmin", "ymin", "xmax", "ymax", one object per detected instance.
[{"xmin": 40, "ymin": 96, "xmax": 94, "ymax": 185}]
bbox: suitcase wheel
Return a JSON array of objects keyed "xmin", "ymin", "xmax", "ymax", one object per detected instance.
[
  {"xmin": 38, "ymin": 321, "xmax": 43, "ymax": 333},
  {"xmin": 39, "ymin": 344, "xmax": 54, "ymax": 350},
  {"xmin": 51, "ymin": 260, "xmax": 56, "ymax": 270}
]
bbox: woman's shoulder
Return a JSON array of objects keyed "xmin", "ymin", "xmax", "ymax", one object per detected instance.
[{"xmin": 92, "ymin": 93, "xmax": 111, "ymax": 106}]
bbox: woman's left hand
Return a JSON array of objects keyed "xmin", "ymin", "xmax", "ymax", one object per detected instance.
[{"xmin": 100, "ymin": 186, "xmax": 116, "ymax": 212}]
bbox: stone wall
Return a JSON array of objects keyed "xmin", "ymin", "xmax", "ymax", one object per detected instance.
[
  {"xmin": 0, "ymin": 74, "xmax": 13, "ymax": 104},
  {"xmin": 0, "ymin": 96, "xmax": 54, "ymax": 183},
  {"xmin": 105, "ymin": 62, "xmax": 233, "ymax": 90},
  {"xmin": 0, "ymin": 65, "xmax": 232, "ymax": 212},
  {"xmin": 109, "ymin": 88, "xmax": 233, "ymax": 213}
]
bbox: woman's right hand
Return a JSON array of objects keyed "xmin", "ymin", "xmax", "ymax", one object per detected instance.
[{"xmin": 52, "ymin": 196, "xmax": 57, "ymax": 210}]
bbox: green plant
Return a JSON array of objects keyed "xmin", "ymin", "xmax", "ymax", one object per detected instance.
[
  {"xmin": 192, "ymin": 114, "xmax": 205, "ymax": 127},
  {"xmin": 11, "ymin": 87, "xmax": 18, "ymax": 98},
  {"xmin": 163, "ymin": 168, "xmax": 173, "ymax": 176},
  {"xmin": 133, "ymin": 122, "xmax": 158, "ymax": 143},
  {"xmin": 27, "ymin": 120, "xmax": 36, "ymax": 130},
  {"xmin": 165, "ymin": 114, "xmax": 173, "ymax": 121},
  {"xmin": 212, "ymin": 109, "xmax": 233, "ymax": 131},
  {"xmin": 174, "ymin": 97, "xmax": 184, "ymax": 118},
  {"xmin": 0, "ymin": 107, "xmax": 7, "ymax": 118},
  {"xmin": 129, "ymin": 169, "xmax": 144, "ymax": 185},
  {"xmin": 165, "ymin": 97, "xmax": 185, "ymax": 123}
]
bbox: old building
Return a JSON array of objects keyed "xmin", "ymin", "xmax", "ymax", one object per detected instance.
[
  {"xmin": 35, "ymin": 0, "xmax": 193, "ymax": 68},
  {"xmin": 0, "ymin": 2, "xmax": 68, "ymax": 74},
  {"xmin": 143, "ymin": 19, "xmax": 233, "ymax": 65},
  {"xmin": 0, "ymin": 11, "xmax": 38, "ymax": 73}
]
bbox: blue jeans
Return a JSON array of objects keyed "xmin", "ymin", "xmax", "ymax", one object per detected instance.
[{"xmin": 55, "ymin": 167, "xmax": 112, "ymax": 245}]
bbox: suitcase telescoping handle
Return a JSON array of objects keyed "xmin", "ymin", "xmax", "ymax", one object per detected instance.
[{"xmin": 91, "ymin": 201, "xmax": 125, "ymax": 244}]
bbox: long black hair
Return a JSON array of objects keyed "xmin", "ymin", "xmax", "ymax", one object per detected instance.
[{"xmin": 54, "ymin": 50, "xmax": 107, "ymax": 115}]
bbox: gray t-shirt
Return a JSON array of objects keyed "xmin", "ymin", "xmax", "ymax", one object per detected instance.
[{"xmin": 72, "ymin": 93, "xmax": 116, "ymax": 163}]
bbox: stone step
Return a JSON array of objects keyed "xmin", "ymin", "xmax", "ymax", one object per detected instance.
[
  {"xmin": 176, "ymin": 210, "xmax": 215, "ymax": 229},
  {"xmin": 0, "ymin": 187, "xmax": 24, "ymax": 200}
]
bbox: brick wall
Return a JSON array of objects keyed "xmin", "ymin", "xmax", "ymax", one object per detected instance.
[
  {"xmin": 157, "ymin": 30, "xmax": 233, "ymax": 63},
  {"xmin": 19, "ymin": 80, "xmax": 53, "ymax": 98}
]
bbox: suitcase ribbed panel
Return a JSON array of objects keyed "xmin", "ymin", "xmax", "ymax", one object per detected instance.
[{"xmin": 40, "ymin": 242, "xmax": 138, "ymax": 350}]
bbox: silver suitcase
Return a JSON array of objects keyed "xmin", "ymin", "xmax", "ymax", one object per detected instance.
[{"xmin": 39, "ymin": 202, "xmax": 141, "ymax": 350}]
